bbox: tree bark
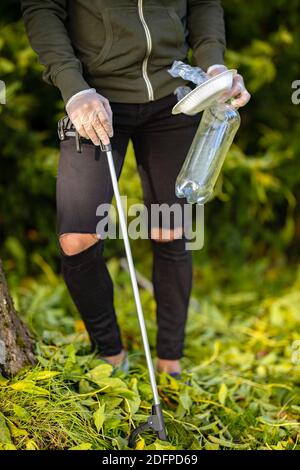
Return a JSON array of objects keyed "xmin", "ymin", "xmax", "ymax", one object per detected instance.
[{"xmin": 0, "ymin": 258, "xmax": 36, "ymax": 376}]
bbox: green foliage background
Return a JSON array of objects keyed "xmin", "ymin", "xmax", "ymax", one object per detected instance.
[
  {"xmin": 0, "ymin": 1, "xmax": 300, "ymax": 270},
  {"xmin": 0, "ymin": 0, "xmax": 300, "ymax": 451}
]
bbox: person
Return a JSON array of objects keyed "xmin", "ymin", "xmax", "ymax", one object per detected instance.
[{"xmin": 21, "ymin": 0, "xmax": 250, "ymax": 377}]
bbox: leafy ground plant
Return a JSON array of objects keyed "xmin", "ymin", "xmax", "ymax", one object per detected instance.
[{"xmin": 0, "ymin": 256, "xmax": 300, "ymax": 450}]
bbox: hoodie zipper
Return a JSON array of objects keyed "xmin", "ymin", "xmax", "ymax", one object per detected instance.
[{"xmin": 138, "ymin": 0, "xmax": 154, "ymax": 101}]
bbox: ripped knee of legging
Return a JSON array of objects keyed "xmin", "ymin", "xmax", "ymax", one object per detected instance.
[{"xmin": 150, "ymin": 227, "xmax": 191, "ymax": 263}]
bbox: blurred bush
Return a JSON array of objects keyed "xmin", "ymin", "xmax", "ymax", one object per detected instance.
[{"xmin": 0, "ymin": 1, "xmax": 299, "ymax": 279}]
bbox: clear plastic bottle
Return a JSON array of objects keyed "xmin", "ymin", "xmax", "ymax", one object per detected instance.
[{"xmin": 176, "ymin": 103, "xmax": 241, "ymax": 204}]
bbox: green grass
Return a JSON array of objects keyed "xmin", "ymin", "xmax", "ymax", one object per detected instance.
[{"xmin": 1, "ymin": 255, "xmax": 300, "ymax": 450}]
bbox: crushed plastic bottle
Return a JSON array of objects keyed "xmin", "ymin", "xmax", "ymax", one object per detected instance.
[
  {"xmin": 168, "ymin": 60, "xmax": 209, "ymax": 86},
  {"xmin": 175, "ymin": 102, "xmax": 241, "ymax": 204},
  {"xmin": 168, "ymin": 60, "xmax": 240, "ymax": 205}
]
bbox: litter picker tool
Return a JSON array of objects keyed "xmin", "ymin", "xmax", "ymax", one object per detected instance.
[{"xmin": 99, "ymin": 140, "xmax": 167, "ymax": 448}]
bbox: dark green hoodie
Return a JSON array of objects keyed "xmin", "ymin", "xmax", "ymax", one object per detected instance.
[{"xmin": 21, "ymin": 0, "xmax": 226, "ymax": 104}]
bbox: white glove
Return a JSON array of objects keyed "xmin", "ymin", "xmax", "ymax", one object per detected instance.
[
  {"xmin": 66, "ymin": 88, "xmax": 113, "ymax": 145},
  {"xmin": 207, "ymin": 64, "xmax": 251, "ymax": 108}
]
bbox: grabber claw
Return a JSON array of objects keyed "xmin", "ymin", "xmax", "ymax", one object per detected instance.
[{"xmin": 128, "ymin": 404, "xmax": 167, "ymax": 449}]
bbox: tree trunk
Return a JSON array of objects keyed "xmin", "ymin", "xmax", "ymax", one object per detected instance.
[{"xmin": 0, "ymin": 258, "xmax": 36, "ymax": 376}]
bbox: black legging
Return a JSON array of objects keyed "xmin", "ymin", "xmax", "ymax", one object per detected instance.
[{"xmin": 57, "ymin": 92, "xmax": 200, "ymax": 359}]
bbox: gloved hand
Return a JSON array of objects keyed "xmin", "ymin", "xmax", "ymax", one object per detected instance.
[
  {"xmin": 207, "ymin": 64, "xmax": 251, "ymax": 108},
  {"xmin": 66, "ymin": 89, "xmax": 113, "ymax": 146}
]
